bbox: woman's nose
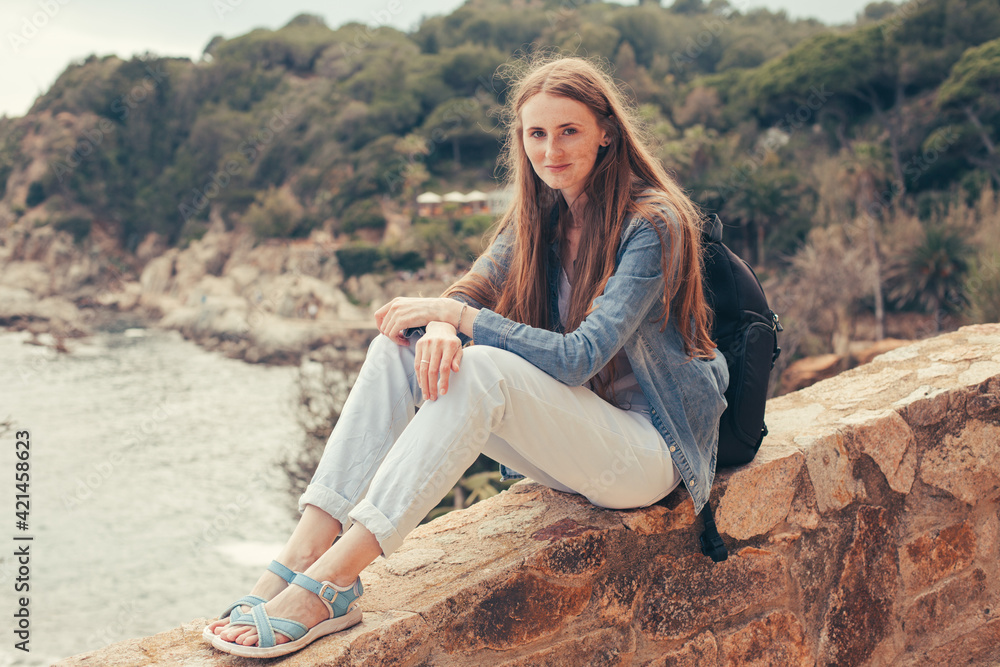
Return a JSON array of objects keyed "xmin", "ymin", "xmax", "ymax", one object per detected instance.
[{"xmin": 545, "ymin": 137, "xmax": 562, "ymax": 161}]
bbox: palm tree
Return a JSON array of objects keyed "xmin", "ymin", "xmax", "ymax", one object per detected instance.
[
  {"xmin": 889, "ymin": 226, "xmax": 972, "ymax": 334},
  {"xmin": 838, "ymin": 141, "xmax": 891, "ymax": 340},
  {"xmin": 722, "ymin": 166, "xmax": 797, "ymax": 270}
]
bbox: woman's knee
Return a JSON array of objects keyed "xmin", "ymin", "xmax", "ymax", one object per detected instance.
[
  {"xmin": 364, "ymin": 334, "xmax": 411, "ymax": 369},
  {"xmin": 460, "ymin": 345, "xmax": 522, "ymax": 375}
]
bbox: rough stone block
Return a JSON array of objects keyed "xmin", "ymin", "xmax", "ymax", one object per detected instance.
[
  {"xmin": 499, "ymin": 625, "xmax": 636, "ymax": 667},
  {"xmin": 531, "ymin": 528, "xmax": 607, "ymax": 577},
  {"xmin": 716, "ymin": 448, "xmax": 804, "ymax": 540},
  {"xmin": 803, "ymin": 432, "xmax": 866, "ymax": 512},
  {"xmin": 720, "ymin": 611, "xmax": 811, "ymax": 666},
  {"xmin": 784, "ymin": 478, "xmax": 820, "ymax": 530},
  {"xmin": 639, "ymin": 548, "xmax": 786, "ymax": 641},
  {"xmin": 640, "ymin": 631, "xmax": 718, "ymax": 667},
  {"xmin": 596, "ymin": 570, "xmax": 642, "ymax": 624},
  {"xmin": 899, "ymin": 519, "xmax": 976, "ymax": 593},
  {"xmin": 966, "ymin": 380, "xmax": 1000, "ymax": 416},
  {"xmin": 920, "ymin": 421, "xmax": 1000, "ymax": 505},
  {"xmin": 440, "ymin": 571, "xmax": 591, "ymax": 652},
  {"xmin": 844, "ymin": 410, "xmax": 917, "ymax": 494},
  {"xmin": 902, "ymin": 386, "xmax": 951, "ymax": 426},
  {"xmin": 619, "ymin": 496, "xmax": 695, "ymax": 534},
  {"xmin": 920, "ymin": 616, "xmax": 1000, "ymax": 666},
  {"xmin": 818, "ymin": 506, "xmax": 899, "ymax": 666},
  {"xmin": 903, "ymin": 568, "xmax": 988, "ymax": 644}
]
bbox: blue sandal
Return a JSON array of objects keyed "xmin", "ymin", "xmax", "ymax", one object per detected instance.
[
  {"xmin": 201, "ymin": 560, "xmax": 297, "ymax": 643},
  {"xmin": 211, "ymin": 572, "xmax": 364, "ymax": 658}
]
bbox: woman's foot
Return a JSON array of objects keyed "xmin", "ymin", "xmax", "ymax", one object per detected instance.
[
  {"xmin": 211, "ymin": 574, "xmax": 363, "ymax": 657},
  {"xmin": 217, "ymin": 575, "xmax": 352, "ymax": 646},
  {"xmin": 206, "ymin": 506, "xmax": 343, "ymax": 637},
  {"xmin": 203, "ymin": 565, "xmax": 295, "ymax": 637}
]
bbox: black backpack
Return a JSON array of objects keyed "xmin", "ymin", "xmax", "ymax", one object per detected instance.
[{"xmin": 697, "ymin": 214, "xmax": 782, "ymax": 562}]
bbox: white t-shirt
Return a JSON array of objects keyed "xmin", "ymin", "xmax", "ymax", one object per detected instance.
[{"xmin": 558, "ymin": 267, "xmax": 650, "ymax": 414}]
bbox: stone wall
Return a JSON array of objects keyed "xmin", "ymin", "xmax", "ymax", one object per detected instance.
[{"xmin": 59, "ymin": 324, "xmax": 1000, "ymax": 666}]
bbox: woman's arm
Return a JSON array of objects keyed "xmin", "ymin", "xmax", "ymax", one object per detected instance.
[
  {"xmin": 375, "ymin": 218, "xmax": 515, "ymax": 340},
  {"xmin": 373, "ymin": 220, "xmax": 514, "ymax": 399}
]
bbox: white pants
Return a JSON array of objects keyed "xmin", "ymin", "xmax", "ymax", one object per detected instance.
[{"xmin": 298, "ymin": 335, "xmax": 681, "ymax": 557}]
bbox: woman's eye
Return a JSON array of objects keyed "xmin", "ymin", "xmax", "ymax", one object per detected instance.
[
  {"xmin": 564, "ymin": 127, "xmax": 577, "ymax": 135},
  {"xmin": 529, "ymin": 130, "xmax": 545, "ymax": 138}
]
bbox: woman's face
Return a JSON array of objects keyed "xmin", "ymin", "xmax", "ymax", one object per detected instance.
[{"xmin": 520, "ymin": 93, "xmax": 608, "ymax": 206}]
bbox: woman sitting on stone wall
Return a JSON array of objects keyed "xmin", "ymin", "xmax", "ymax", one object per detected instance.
[{"xmin": 204, "ymin": 55, "xmax": 729, "ymax": 659}]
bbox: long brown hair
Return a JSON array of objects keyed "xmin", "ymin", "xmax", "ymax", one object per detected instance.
[{"xmin": 446, "ymin": 56, "xmax": 716, "ymax": 391}]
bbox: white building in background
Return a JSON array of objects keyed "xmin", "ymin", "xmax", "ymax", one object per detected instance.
[
  {"xmin": 416, "ymin": 188, "xmax": 510, "ymax": 217},
  {"xmin": 465, "ymin": 190, "xmax": 488, "ymax": 214},
  {"xmin": 416, "ymin": 191, "xmax": 443, "ymax": 217}
]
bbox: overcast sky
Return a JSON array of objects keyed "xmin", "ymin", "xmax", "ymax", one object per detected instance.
[{"xmin": 1, "ymin": 0, "xmax": 879, "ymax": 119}]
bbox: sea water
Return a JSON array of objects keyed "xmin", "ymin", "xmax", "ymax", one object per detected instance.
[{"xmin": 0, "ymin": 329, "xmax": 302, "ymax": 665}]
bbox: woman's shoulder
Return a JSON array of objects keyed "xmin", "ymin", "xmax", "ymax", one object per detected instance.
[{"xmin": 627, "ymin": 189, "xmax": 681, "ymax": 230}]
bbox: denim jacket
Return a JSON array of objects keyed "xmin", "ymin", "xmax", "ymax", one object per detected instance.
[{"xmin": 439, "ymin": 198, "xmax": 729, "ymax": 514}]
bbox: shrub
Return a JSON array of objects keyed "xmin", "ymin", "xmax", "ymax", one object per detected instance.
[
  {"xmin": 244, "ymin": 186, "xmax": 305, "ymax": 239},
  {"xmin": 335, "ymin": 245, "xmax": 385, "ymax": 278},
  {"xmin": 386, "ymin": 249, "xmax": 425, "ymax": 272},
  {"xmin": 26, "ymin": 181, "xmax": 46, "ymax": 207},
  {"xmin": 339, "ymin": 199, "xmax": 386, "ymax": 234},
  {"xmin": 965, "ymin": 253, "xmax": 1000, "ymax": 324},
  {"xmin": 53, "ymin": 215, "xmax": 93, "ymax": 243}
]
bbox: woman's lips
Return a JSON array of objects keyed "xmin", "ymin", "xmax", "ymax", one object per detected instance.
[{"xmin": 547, "ymin": 163, "xmax": 570, "ymax": 172}]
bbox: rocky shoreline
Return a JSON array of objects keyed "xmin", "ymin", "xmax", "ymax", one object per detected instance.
[{"xmin": 0, "ymin": 216, "xmax": 454, "ymax": 365}]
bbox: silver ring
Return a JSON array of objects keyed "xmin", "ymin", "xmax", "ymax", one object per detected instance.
[{"xmin": 420, "ymin": 360, "xmax": 430, "ymax": 364}]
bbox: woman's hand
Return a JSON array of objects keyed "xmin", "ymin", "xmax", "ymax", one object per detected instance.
[
  {"xmin": 374, "ymin": 297, "xmax": 461, "ymax": 344},
  {"xmin": 414, "ymin": 321, "xmax": 463, "ymax": 400}
]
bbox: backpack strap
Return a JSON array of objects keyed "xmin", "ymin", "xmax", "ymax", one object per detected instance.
[
  {"xmin": 770, "ymin": 311, "xmax": 783, "ymax": 366},
  {"xmin": 699, "ymin": 503, "xmax": 728, "ymax": 563},
  {"xmin": 704, "ymin": 213, "xmax": 724, "ymax": 243}
]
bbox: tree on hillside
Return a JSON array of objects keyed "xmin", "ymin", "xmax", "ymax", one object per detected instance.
[
  {"xmin": 839, "ymin": 140, "xmax": 891, "ymax": 340},
  {"xmin": 737, "ymin": 26, "xmax": 908, "ymax": 192},
  {"xmin": 421, "ymin": 95, "xmax": 502, "ymax": 170},
  {"xmin": 937, "ymin": 38, "xmax": 1000, "ymax": 188},
  {"xmin": 782, "ymin": 224, "xmax": 874, "ymax": 366},
  {"xmin": 888, "ymin": 225, "xmax": 972, "ymax": 333},
  {"xmin": 731, "ymin": 0, "xmax": 1000, "ymax": 201},
  {"xmin": 720, "ymin": 161, "xmax": 797, "ymax": 269}
]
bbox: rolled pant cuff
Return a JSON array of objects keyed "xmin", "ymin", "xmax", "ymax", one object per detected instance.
[
  {"xmin": 298, "ymin": 483, "xmax": 355, "ymax": 533},
  {"xmin": 348, "ymin": 500, "xmax": 404, "ymax": 558}
]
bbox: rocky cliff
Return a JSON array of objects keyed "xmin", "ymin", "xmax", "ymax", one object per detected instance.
[
  {"xmin": 0, "ymin": 215, "xmax": 452, "ymax": 363},
  {"xmin": 54, "ymin": 324, "xmax": 1000, "ymax": 666}
]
